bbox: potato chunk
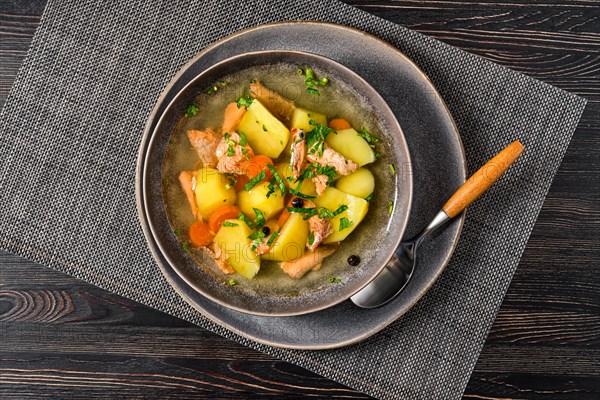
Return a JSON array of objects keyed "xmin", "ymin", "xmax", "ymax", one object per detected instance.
[
  {"xmin": 313, "ymin": 187, "xmax": 369, "ymax": 243},
  {"xmin": 262, "ymin": 213, "xmax": 309, "ymax": 262},
  {"xmin": 325, "ymin": 128, "xmax": 375, "ymax": 166},
  {"xmin": 275, "ymin": 162, "xmax": 317, "ymax": 196},
  {"xmin": 237, "ymin": 181, "xmax": 284, "ymax": 222},
  {"xmin": 237, "ymin": 99, "xmax": 290, "ymax": 159},
  {"xmin": 335, "ymin": 168, "xmax": 375, "ymax": 199},
  {"xmin": 213, "ymin": 219, "xmax": 260, "ymax": 279},
  {"xmin": 290, "ymin": 107, "xmax": 327, "ymax": 131},
  {"xmin": 194, "ymin": 167, "xmax": 237, "ymax": 220}
]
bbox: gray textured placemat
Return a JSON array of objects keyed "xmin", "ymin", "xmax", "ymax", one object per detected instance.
[{"xmin": 0, "ymin": 0, "xmax": 587, "ymax": 399}]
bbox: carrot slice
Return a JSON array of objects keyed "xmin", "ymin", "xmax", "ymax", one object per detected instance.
[
  {"xmin": 189, "ymin": 220, "xmax": 215, "ymax": 247},
  {"xmin": 328, "ymin": 118, "xmax": 352, "ymax": 130},
  {"xmin": 208, "ymin": 205, "xmax": 242, "ymax": 234},
  {"xmin": 233, "ymin": 175, "xmax": 250, "ymax": 192},
  {"xmin": 222, "ymin": 102, "xmax": 246, "ymax": 134},
  {"xmin": 243, "ymin": 155, "xmax": 274, "ymax": 181}
]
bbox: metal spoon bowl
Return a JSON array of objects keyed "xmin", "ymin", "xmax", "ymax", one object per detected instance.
[{"xmin": 352, "ymin": 140, "xmax": 525, "ymax": 308}]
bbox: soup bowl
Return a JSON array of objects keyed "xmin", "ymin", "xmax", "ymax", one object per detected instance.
[{"xmin": 139, "ymin": 50, "xmax": 412, "ymax": 316}]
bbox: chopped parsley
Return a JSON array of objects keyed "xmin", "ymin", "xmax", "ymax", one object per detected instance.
[
  {"xmin": 389, "ymin": 201, "xmax": 394, "ymax": 215},
  {"xmin": 267, "ymin": 231, "xmax": 279, "ymax": 246},
  {"xmin": 168, "ymin": 138, "xmax": 175, "ymax": 144},
  {"xmin": 296, "ymin": 162, "xmax": 338, "ymax": 186},
  {"xmin": 239, "ymin": 131, "xmax": 248, "ymax": 146},
  {"xmin": 358, "ymin": 127, "xmax": 379, "ymax": 144},
  {"xmin": 174, "ymin": 229, "xmax": 181, "ymax": 235},
  {"xmin": 285, "ymin": 292, "xmax": 297, "ymax": 298},
  {"xmin": 248, "ymin": 230, "xmax": 266, "ymax": 251},
  {"xmin": 226, "ymin": 145, "xmax": 235, "ymax": 157},
  {"xmin": 227, "ymin": 279, "xmax": 237, "ymax": 286},
  {"xmin": 306, "ymin": 122, "xmax": 335, "ymax": 157},
  {"xmin": 389, "ymin": 163, "xmax": 396, "ymax": 174},
  {"xmin": 225, "ymin": 173, "xmax": 237, "ymax": 187},
  {"xmin": 308, "ymin": 231, "xmax": 315, "ymax": 246},
  {"xmin": 267, "ymin": 164, "xmax": 287, "ymax": 196},
  {"xmin": 181, "ymin": 241, "xmax": 191, "ymax": 254},
  {"xmin": 262, "ymin": 125, "xmax": 268, "ymax": 132},
  {"xmin": 266, "ymin": 178, "xmax": 277, "ymax": 199},
  {"xmin": 285, "ymin": 204, "xmax": 347, "ymax": 221},
  {"xmin": 244, "ymin": 170, "xmax": 266, "ymax": 191},
  {"xmin": 253, "ymin": 208, "xmax": 266, "ymax": 228},
  {"xmin": 298, "ymin": 67, "xmax": 329, "ymax": 95},
  {"xmin": 238, "ymin": 213, "xmax": 255, "ymax": 229},
  {"xmin": 236, "ymin": 94, "xmax": 253, "ymax": 109},
  {"xmin": 365, "ymin": 192, "xmax": 374, "ymax": 202},
  {"xmin": 327, "ymin": 277, "xmax": 342, "ymax": 284},
  {"xmin": 222, "ymin": 221, "xmax": 238, "ymax": 228},
  {"xmin": 248, "ymin": 230, "xmax": 266, "ymax": 241},
  {"xmin": 339, "ymin": 217, "xmax": 353, "ymax": 231},
  {"xmin": 289, "ymin": 181, "xmax": 317, "ymax": 199},
  {"xmin": 207, "ymin": 84, "xmax": 218, "ymax": 95},
  {"xmin": 184, "ymin": 104, "xmax": 199, "ymax": 117}
]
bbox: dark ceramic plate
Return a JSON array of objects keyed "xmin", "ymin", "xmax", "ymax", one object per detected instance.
[{"xmin": 135, "ymin": 22, "xmax": 466, "ymax": 348}]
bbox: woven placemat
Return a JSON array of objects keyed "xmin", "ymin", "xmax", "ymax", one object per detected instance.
[{"xmin": 0, "ymin": 0, "xmax": 586, "ymax": 399}]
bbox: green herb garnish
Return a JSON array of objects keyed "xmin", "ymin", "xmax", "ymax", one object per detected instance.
[
  {"xmin": 236, "ymin": 94, "xmax": 253, "ymax": 109},
  {"xmin": 289, "ymin": 181, "xmax": 317, "ymax": 199},
  {"xmin": 266, "ymin": 178, "xmax": 277, "ymax": 199},
  {"xmin": 227, "ymin": 279, "xmax": 237, "ymax": 286},
  {"xmin": 222, "ymin": 221, "xmax": 238, "ymax": 227},
  {"xmin": 244, "ymin": 170, "xmax": 266, "ymax": 191},
  {"xmin": 267, "ymin": 231, "xmax": 279, "ymax": 246},
  {"xmin": 389, "ymin": 201, "xmax": 394, "ymax": 215},
  {"xmin": 207, "ymin": 84, "xmax": 218, "ymax": 94},
  {"xmin": 238, "ymin": 213, "xmax": 255, "ymax": 229},
  {"xmin": 389, "ymin": 163, "xmax": 396, "ymax": 174},
  {"xmin": 306, "ymin": 122, "xmax": 335, "ymax": 157},
  {"xmin": 308, "ymin": 231, "xmax": 315, "ymax": 246},
  {"xmin": 358, "ymin": 127, "xmax": 379, "ymax": 144},
  {"xmin": 226, "ymin": 145, "xmax": 235, "ymax": 157},
  {"xmin": 174, "ymin": 229, "xmax": 181, "ymax": 235},
  {"xmin": 298, "ymin": 67, "xmax": 329, "ymax": 95},
  {"xmin": 239, "ymin": 131, "xmax": 247, "ymax": 146},
  {"xmin": 248, "ymin": 230, "xmax": 266, "ymax": 240},
  {"xmin": 181, "ymin": 241, "xmax": 191, "ymax": 254},
  {"xmin": 262, "ymin": 125, "xmax": 268, "ymax": 132},
  {"xmin": 253, "ymin": 208, "xmax": 266, "ymax": 228},
  {"xmin": 267, "ymin": 164, "xmax": 287, "ymax": 195},
  {"xmin": 327, "ymin": 277, "xmax": 342, "ymax": 284},
  {"xmin": 365, "ymin": 192, "xmax": 374, "ymax": 202},
  {"xmin": 339, "ymin": 217, "xmax": 353, "ymax": 231},
  {"xmin": 185, "ymin": 104, "xmax": 199, "ymax": 117}
]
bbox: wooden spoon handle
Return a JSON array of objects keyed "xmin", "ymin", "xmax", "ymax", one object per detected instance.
[{"xmin": 442, "ymin": 140, "xmax": 525, "ymax": 218}]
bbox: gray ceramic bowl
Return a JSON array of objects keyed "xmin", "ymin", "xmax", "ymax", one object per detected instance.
[{"xmin": 140, "ymin": 50, "xmax": 412, "ymax": 316}]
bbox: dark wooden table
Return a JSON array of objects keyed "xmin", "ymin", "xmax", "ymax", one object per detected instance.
[{"xmin": 1, "ymin": 1, "xmax": 598, "ymax": 399}]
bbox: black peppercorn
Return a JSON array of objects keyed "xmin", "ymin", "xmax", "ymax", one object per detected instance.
[
  {"xmin": 261, "ymin": 226, "xmax": 271, "ymax": 236},
  {"xmin": 347, "ymin": 255, "xmax": 361, "ymax": 266},
  {"xmin": 291, "ymin": 197, "xmax": 304, "ymax": 208}
]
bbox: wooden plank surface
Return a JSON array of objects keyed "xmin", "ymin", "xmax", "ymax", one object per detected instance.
[{"xmin": 1, "ymin": 1, "xmax": 598, "ymax": 399}]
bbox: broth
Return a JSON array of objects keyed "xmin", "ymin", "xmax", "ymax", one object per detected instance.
[{"xmin": 162, "ymin": 63, "xmax": 398, "ymax": 297}]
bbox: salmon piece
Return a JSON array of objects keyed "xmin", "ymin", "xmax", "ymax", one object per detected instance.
[
  {"xmin": 222, "ymin": 102, "xmax": 246, "ymax": 134},
  {"xmin": 308, "ymin": 216, "xmax": 333, "ymax": 251},
  {"xmin": 279, "ymin": 246, "xmax": 336, "ymax": 279},
  {"xmin": 312, "ymin": 174, "xmax": 329, "ymax": 195},
  {"xmin": 304, "ymin": 200, "xmax": 333, "ymax": 250},
  {"xmin": 178, "ymin": 171, "xmax": 199, "ymax": 219},
  {"xmin": 249, "ymin": 81, "xmax": 295, "ymax": 123},
  {"xmin": 187, "ymin": 129, "xmax": 219, "ymax": 168},
  {"xmin": 215, "ymin": 132, "xmax": 254, "ymax": 175},
  {"xmin": 306, "ymin": 145, "xmax": 359, "ymax": 177},
  {"xmin": 202, "ymin": 242, "xmax": 235, "ymax": 275},
  {"xmin": 290, "ymin": 128, "xmax": 306, "ymax": 179}
]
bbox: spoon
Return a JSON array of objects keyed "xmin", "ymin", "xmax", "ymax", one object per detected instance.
[{"xmin": 351, "ymin": 140, "xmax": 525, "ymax": 308}]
